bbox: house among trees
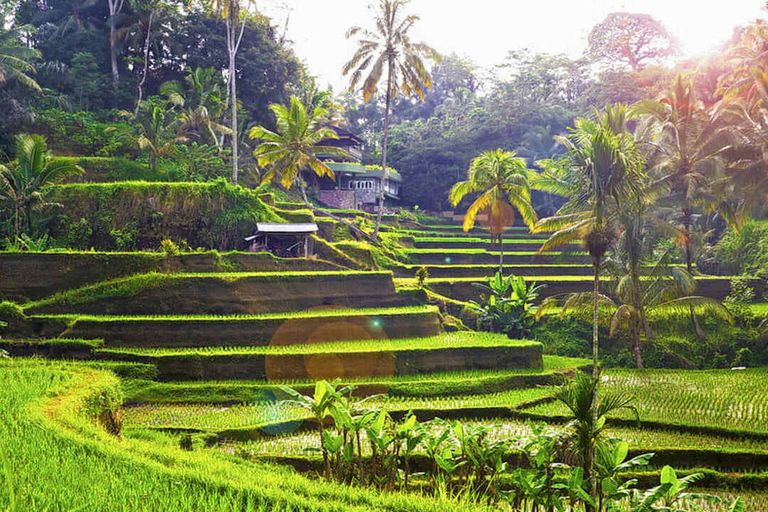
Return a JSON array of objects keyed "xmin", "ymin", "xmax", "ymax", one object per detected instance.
[{"xmin": 313, "ymin": 126, "xmax": 402, "ymax": 212}]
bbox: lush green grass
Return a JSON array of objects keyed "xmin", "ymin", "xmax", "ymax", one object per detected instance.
[
  {"xmin": 0, "ymin": 359, "xmax": 487, "ymax": 511},
  {"xmin": 99, "ymin": 332, "xmax": 541, "ymax": 358},
  {"xmin": 412, "ymin": 237, "xmax": 572, "ymax": 244},
  {"xmin": 528, "ymin": 368, "xmax": 768, "ymax": 434},
  {"xmin": 0, "ymin": 338, "xmax": 103, "ymax": 350},
  {"xmin": 31, "ymin": 305, "xmax": 439, "ymax": 323}
]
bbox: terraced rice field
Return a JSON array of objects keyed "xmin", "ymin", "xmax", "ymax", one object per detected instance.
[
  {"xmin": 210, "ymin": 418, "xmax": 768, "ymax": 458},
  {"xmin": 527, "ymin": 368, "xmax": 768, "ymax": 433},
  {"xmin": 123, "ymin": 387, "xmax": 554, "ymax": 430}
]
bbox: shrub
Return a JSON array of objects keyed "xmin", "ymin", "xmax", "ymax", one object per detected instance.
[
  {"xmin": 67, "ymin": 218, "xmax": 93, "ymax": 250},
  {"xmin": 416, "ymin": 266, "xmax": 429, "ymax": 288},
  {"xmin": 712, "ymin": 221, "xmax": 768, "ymax": 275},
  {"xmin": 49, "ymin": 181, "xmax": 282, "ymax": 250},
  {"xmin": 724, "ymin": 276, "xmax": 756, "ymax": 327},
  {"xmin": 160, "ymin": 239, "xmax": 181, "ymax": 257}
]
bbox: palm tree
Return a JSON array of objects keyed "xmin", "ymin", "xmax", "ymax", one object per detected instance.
[
  {"xmin": 551, "ymin": 372, "xmax": 638, "ymax": 509},
  {"xmin": 534, "ymin": 106, "xmax": 644, "ymax": 506},
  {"xmin": 249, "ymin": 96, "xmax": 375, "ymax": 243},
  {"xmin": 343, "ymin": 0, "xmax": 440, "ymax": 238},
  {"xmin": 161, "ymin": 68, "xmax": 231, "ymax": 149},
  {"xmin": 535, "ymin": 106, "xmax": 645, "ymax": 378},
  {"xmin": 208, "ymin": 0, "xmax": 251, "ymax": 185},
  {"xmin": 559, "ymin": 253, "xmax": 733, "ymax": 369},
  {"xmin": 631, "ymin": 75, "xmax": 729, "ymax": 337},
  {"xmin": 109, "ymin": 99, "xmax": 178, "ymax": 173},
  {"xmin": 0, "ymin": 25, "xmax": 42, "ymax": 94},
  {"xmin": 0, "ymin": 135, "xmax": 82, "ymax": 238},
  {"xmin": 448, "ymin": 149, "xmax": 538, "ymax": 273}
]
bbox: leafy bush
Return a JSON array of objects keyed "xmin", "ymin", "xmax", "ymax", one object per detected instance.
[
  {"xmin": 723, "ymin": 276, "xmax": 756, "ymax": 327},
  {"xmin": 416, "ymin": 266, "xmax": 429, "ymax": 288},
  {"xmin": 32, "ymin": 109, "xmax": 133, "ymax": 157},
  {"xmin": 712, "ymin": 221, "xmax": 768, "ymax": 275},
  {"xmin": 160, "ymin": 239, "xmax": 181, "ymax": 257},
  {"xmin": 67, "ymin": 218, "xmax": 92, "ymax": 249},
  {"xmin": 48, "ymin": 180, "xmax": 282, "ymax": 250},
  {"xmin": 469, "ymin": 272, "xmax": 546, "ymax": 338}
]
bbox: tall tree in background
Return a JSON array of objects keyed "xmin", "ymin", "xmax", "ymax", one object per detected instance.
[
  {"xmin": 535, "ymin": 107, "xmax": 644, "ymax": 507},
  {"xmin": 449, "ymin": 149, "xmax": 538, "ymax": 273},
  {"xmin": 107, "ymin": 0, "xmax": 127, "ymax": 88},
  {"xmin": 343, "ymin": 0, "xmax": 440, "ymax": 238},
  {"xmin": 208, "ymin": 0, "xmax": 250, "ymax": 185},
  {"xmin": 631, "ymin": 75, "xmax": 728, "ymax": 338},
  {"xmin": 587, "ymin": 12, "xmax": 678, "ymax": 71},
  {"xmin": 0, "ymin": 25, "xmax": 42, "ymax": 93}
]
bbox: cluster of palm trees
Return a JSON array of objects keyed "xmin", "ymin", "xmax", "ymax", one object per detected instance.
[
  {"xmin": 107, "ymin": 68, "xmax": 231, "ymax": 174},
  {"xmin": 450, "ymin": 70, "xmax": 768, "ymax": 373}
]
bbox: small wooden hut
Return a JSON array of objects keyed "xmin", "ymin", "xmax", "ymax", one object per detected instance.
[{"xmin": 244, "ymin": 223, "xmax": 318, "ymax": 258}]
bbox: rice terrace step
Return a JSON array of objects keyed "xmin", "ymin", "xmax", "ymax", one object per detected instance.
[
  {"xmin": 98, "ymin": 333, "xmax": 544, "ymax": 381},
  {"xmin": 24, "ymin": 271, "xmax": 411, "ymax": 315},
  {"xmin": 30, "ymin": 306, "xmax": 443, "ymax": 348}
]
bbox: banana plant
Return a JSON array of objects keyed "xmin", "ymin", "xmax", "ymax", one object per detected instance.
[
  {"xmin": 395, "ymin": 414, "xmax": 424, "ymax": 490},
  {"xmin": 627, "ymin": 466, "xmax": 719, "ymax": 512},
  {"xmin": 278, "ymin": 380, "xmax": 353, "ymax": 480}
]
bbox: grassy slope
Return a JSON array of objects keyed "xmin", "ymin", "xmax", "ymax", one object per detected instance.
[{"xmin": 0, "ymin": 359, "xmax": 482, "ymax": 511}]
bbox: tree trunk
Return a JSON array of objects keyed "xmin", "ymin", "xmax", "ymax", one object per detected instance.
[
  {"xmin": 372, "ymin": 59, "xmax": 393, "ymax": 240},
  {"xmin": 318, "ymin": 422, "xmax": 331, "ymax": 480},
  {"xmin": 683, "ymin": 207, "xmax": 705, "ymax": 339},
  {"xmin": 499, "ymin": 234, "xmax": 504, "ymax": 274},
  {"xmin": 136, "ymin": 9, "xmax": 154, "ymax": 111},
  {"xmin": 228, "ymin": 1, "xmax": 239, "ymax": 185},
  {"xmin": 588, "ymin": 255, "xmax": 601, "ymax": 512},
  {"xmin": 108, "ymin": 0, "xmax": 123, "ymax": 88}
]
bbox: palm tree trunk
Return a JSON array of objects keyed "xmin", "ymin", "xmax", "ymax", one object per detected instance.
[
  {"xmin": 108, "ymin": 0, "xmax": 123, "ymax": 88},
  {"xmin": 683, "ymin": 207, "xmax": 705, "ymax": 339},
  {"xmin": 589, "ymin": 255, "xmax": 600, "ymax": 511},
  {"xmin": 372, "ymin": 59, "xmax": 393, "ymax": 240},
  {"xmin": 499, "ymin": 234, "xmax": 504, "ymax": 274},
  {"xmin": 136, "ymin": 9, "xmax": 154, "ymax": 112}
]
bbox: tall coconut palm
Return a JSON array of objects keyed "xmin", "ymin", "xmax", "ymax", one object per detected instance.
[
  {"xmin": 535, "ymin": 106, "xmax": 644, "ymax": 507},
  {"xmin": 343, "ymin": 0, "xmax": 440, "ymax": 238},
  {"xmin": 208, "ymin": 0, "xmax": 251, "ymax": 185},
  {"xmin": 0, "ymin": 25, "xmax": 42, "ymax": 94},
  {"xmin": 535, "ymin": 107, "xmax": 645, "ymax": 377},
  {"xmin": 0, "ymin": 135, "xmax": 82, "ymax": 238},
  {"xmin": 448, "ymin": 149, "xmax": 538, "ymax": 273},
  {"xmin": 631, "ymin": 75, "xmax": 729, "ymax": 338},
  {"xmin": 249, "ymin": 96, "xmax": 375, "ymax": 243},
  {"xmin": 560, "ymin": 253, "xmax": 733, "ymax": 369}
]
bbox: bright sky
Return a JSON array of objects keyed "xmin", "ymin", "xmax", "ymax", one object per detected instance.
[{"xmin": 260, "ymin": 0, "xmax": 767, "ymax": 91}]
